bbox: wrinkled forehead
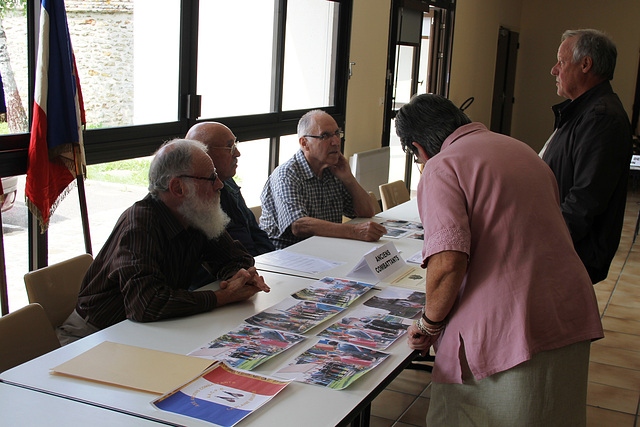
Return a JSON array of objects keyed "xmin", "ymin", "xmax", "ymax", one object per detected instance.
[
  {"xmin": 558, "ymin": 37, "xmax": 576, "ymax": 59},
  {"xmin": 191, "ymin": 148, "xmax": 215, "ymax": 174},
  {"xmin": 310, "ymin": 113, "xmax": 339, "ymax": 134}
]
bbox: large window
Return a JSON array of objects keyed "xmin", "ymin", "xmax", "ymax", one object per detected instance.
[
  {"xmin": 0, "ymin": 0, "xmax": 352, "ymax": 313},
  {"xmin": 197, "ymin": 1, "xmax": 276, "ymax": 118},
  {"xmin": 282, "ymin": 0, "xmax": 338, "ymax": 111}
]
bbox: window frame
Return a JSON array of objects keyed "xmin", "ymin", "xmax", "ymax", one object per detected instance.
[{"xmin": 0, "ymin": 0, "xmax": 353, "ymax": 270}]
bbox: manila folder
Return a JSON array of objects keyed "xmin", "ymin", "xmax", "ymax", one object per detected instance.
[{"xmin": 51, "ymin": 341, "xmax": 213, "ymax": 394}]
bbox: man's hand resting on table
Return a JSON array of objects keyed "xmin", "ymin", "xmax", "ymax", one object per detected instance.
[{"xmin": 216, "ymin": 267, "xmax": 270, "ymax": 306}]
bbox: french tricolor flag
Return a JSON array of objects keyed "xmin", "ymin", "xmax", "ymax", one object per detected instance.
[
  {"xmin": 25, "ymin": 0, "xmax": 85, "ymax": 233},
  {"xmin": 154, "ymin": 363, "xmax": 289, "ymax": 426}
]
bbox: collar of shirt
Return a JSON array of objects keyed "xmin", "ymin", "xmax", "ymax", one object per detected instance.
[
  {"xmin": 223, "ymin": 178, "xmax": 241, "ymax": 195},
  {"xmin": 440, "ymin": 122, "xmax": 487, "ymax": 153},
  {"xmin": 294, "ymin": 149, "xmax": 334, "ymax": 182},
  {"xmin": 552, "ymin": 80, "xmax": 613, "ymax": 127}
]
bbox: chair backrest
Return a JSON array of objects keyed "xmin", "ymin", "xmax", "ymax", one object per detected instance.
[
  {"xmin": 368, "ymin": 191, "xmax": 382, "ymax": 215},
  {"xmin": 0, "ymin": 303, "xmax": 61, "ymax": 373},
  {"xmin": 249, "ymin": 205, "xmax": 262, "ymax": 222},
  {"xmin": 379, "ymin": 180, "xmax": 410, "ymax": 211},
  {"xmin": 24, "ymin": 254, "xmax": 94, "ymax": 327}
]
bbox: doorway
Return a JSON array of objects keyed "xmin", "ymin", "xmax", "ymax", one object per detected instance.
[
  {"xmin": 490, "ymin": 27, "xmax": 519, "ymax": 135},
  {"xmin": 383, "ymin": 0, "xmax": 455, "ymax": 192}
]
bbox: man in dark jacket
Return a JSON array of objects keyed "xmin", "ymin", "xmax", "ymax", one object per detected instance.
[
  {"xmin": 541, "ymin": 29, "xmax": 632, "ymax": 284},
  {"xmin": 186, "ymin": 122, "xmax": 275, "ymax": 256}
]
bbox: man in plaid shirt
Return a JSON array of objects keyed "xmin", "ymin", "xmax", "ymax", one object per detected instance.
[{"xmin": 260, "ymin": 110, "xmax": 386, "ymax": 249}]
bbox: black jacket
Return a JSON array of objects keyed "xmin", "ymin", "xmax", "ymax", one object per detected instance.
[{"xmin": 542, "ymin": 81, "xmax": 632, "ymax": 283}]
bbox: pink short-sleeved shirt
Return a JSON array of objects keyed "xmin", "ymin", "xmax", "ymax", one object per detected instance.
[{"xmin": 419, "ymin": 123, "xmax": 603, "ymax": 384}]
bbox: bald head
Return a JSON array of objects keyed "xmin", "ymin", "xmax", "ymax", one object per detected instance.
[{"xmin": 186, "ymin": 122, "xmax": 240, "ymax": 181}]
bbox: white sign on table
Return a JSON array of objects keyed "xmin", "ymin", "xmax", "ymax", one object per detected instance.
[{"xmin": 346, "ymin": 241, "xmax": 407, "ymax": 283}]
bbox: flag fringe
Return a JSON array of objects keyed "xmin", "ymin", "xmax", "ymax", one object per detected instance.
[{"xmin": 26, "ymin": 179, "xmax": 77, "ymax": 234}]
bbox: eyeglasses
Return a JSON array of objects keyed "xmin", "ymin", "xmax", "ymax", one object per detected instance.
[
  {"xmin": 210, "ymin": 139, "xmax": 239, "ymax": 154},
  {"xmin": 178, "ymin": 171, "xmax": 219, "ymax": 185},
  {"xmin": 303, "ymin": 129, "xmax": 344, "ymax": 141}
]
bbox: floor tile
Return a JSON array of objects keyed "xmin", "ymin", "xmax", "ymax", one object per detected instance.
[
  {"xmin": 587, "ymin": 382, "xmax": 639, "ymax": 414},
  {"xmin": 609, "ymin": 292, "xmax": 640, "ymax": 309},
  {"xmin": 586, "ymin": 406, "xmax": 636, "ymax": 427},
  {"xmin": 420, "ymin": 382, "xmax": 432, "ymax": 398},
  {"xmin": 595, "ymin": 279, "xmax": 616, "ymax": 293},
  {"xmin": 619, "ymin": 263, "xmax": 640, "ymax": 276},
  {"xmin": 371, "ymin": 389, "xmax": 417, "ymax": 420},
  {"xmin": 604, "ymin": 303, "xmax": 640, "ymax": 321},
  {"xmin": 385, "ymin": 367, "xmax": 431, "ymax": 395},
  {"xmin": 588, "ymin": 361, "xmax": 640, "ymax": 391},
  {"xmin": 601, "ymin": 316, "xmax": 640, "ymax": 336},
  {"xmin": 615, "ymin": 281, "xmax": 640, "ymax": 296},
  {"xmin": 369, "ymin": 416, "xmax": 395, "ymax": 427},
  {"xmin": 597, "ymin": 330, "xmax": 640, "ymax": 352},
  {"xmin": 590, "ymin": 343, "xmax": 640, "ymax": 370},
  {"xmin": 399, "ymin": 396, "xmax": 429, "ymax": 427}
]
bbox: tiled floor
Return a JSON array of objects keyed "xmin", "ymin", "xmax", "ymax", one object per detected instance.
[{"xmin": 370, "ymin": 190, "xmax": 640, "ymax": 427}]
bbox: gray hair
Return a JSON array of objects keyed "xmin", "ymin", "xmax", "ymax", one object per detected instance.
[
  {"xmin": 395, "ymin": 94, "xmax": 471, "ymax": 159},
  {"xmin": 148, "ymin": 138, "xmax": 208, "ymax": 197},
  {"xmin": 562, "ymin": 29, "xmax": 617, "ymax": 80},
  {"xmin": 297, "ymin": 109, "xmax": 327, "ymax": 138}
]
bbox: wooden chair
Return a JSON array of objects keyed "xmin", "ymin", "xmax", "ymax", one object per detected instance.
[
  {"xmin": 24, "ymin": 254, "xmax": 93, "ymax": 328},
  {"xmin": 249, "ymin": 205, "xmax": 262, "ymax": 222},
  {"xmin": 368, "ymin": 191, "xmax": 382, "ymax": 215},
  {"xmin": 0, "ymin": 303, "xmax": 61, "ymax": 373},
  {"xmin": 379, "ymin": 180, "xmax": 410, "ymax": 211}
]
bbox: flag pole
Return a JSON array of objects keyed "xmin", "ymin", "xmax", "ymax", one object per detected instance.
[
  {"xmin": 0, "ymin": 207, "xmax": 8, "ymax": 315},
  {"xmin": 74, "ymin": 144, "xmax": 92, "ymax": 256}
]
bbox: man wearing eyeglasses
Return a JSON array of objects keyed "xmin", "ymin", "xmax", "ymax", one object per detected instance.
[
  {"xmin": 260, "ymin": 109, "xmax": 386, "ymax": 249},
  {"xmin": 58, "ymin": 139, "xmax": 270, "ymax": 345},
  {"xmin": 186, "ymin": 122, "xmax": 275, "ymax": 256}
]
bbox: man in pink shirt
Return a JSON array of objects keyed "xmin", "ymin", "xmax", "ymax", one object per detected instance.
[{"xmin": 396, "ymin": 94, "xmax": 603, "ymax": 425}]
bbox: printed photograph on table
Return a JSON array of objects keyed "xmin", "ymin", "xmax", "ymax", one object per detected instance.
[
  {"xmin": 317, "ymin": 306, "xmax": 412, "ymax": 350},
  {"xmin": 363, "ymin": 286, "xmax": 426, "ymax": 318},
  {"xmin": 153, "ymin": 361, "xmax": 290, "ymax": 427},
  {"xmin": 245, "ymin": 298, "xmax": 345, "ymax": 334},
  {"xmin": 291, "ymin": 277, "xmax": 375, "ymax": 308},
  {"xmin": 379, "ymin": 219, "xmax": 423, "ymax": 230},
  {"xmin": 382, "ymin": 227, "xmax": 413, "ymax": 239},
  {"xmin": 274, "ymin": 339, "xmax": 389, "ymax": 390},
  {"xmin": 406, "ymin": 232, "xmax": 424, "ymax": 240},
  {"xmin": 188, "ymin": 325, "xmax": 306, "ymax": 370}
]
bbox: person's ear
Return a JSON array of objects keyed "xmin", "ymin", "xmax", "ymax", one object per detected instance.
[
  {"xmin": 581, "ymin": 56, "xmax": 593, "ymax": 74},
  {"xmin": 412, "ymin": 142, "xmax": 430, "ymax": 163},
  {"xmin": 168, "ymin": 177, "xmax": 186, "ymax": 198},
  {"xmin": 299, "ymin": 136, "xmax": 309, "ymax": 152}
]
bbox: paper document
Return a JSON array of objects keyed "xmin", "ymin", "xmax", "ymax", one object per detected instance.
[
  {"xmin": 257, "ymin": 250, "xmax": 344, "ymax": 274},
  {"xmin": 153, "ymin": 361, "xmax": 290, "ymax": 427},
  {"xmin": 407, "ymin": 251, "xmax": 423, "ymax": 264},
  {"xmin": 188, "ymin": 325, "xmax": 306, "ymax": 371}
]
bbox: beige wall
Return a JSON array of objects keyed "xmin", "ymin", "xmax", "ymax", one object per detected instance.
[
  {"xmin": 447, "ymin": 0, "xmax": 523, "ymax": 125},
  {"xmin": 345, "ymin": 0, "xmax": 640, "ymax": 156}
]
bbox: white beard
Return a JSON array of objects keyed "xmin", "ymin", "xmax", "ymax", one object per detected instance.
[{"xmin": 178, "ymin": 190, "xmax": 230, "ymax": 240}]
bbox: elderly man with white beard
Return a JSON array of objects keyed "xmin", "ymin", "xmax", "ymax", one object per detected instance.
[{"xmin": 57, "ymin": 139, "xmax": 270, "ymax": 345}]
